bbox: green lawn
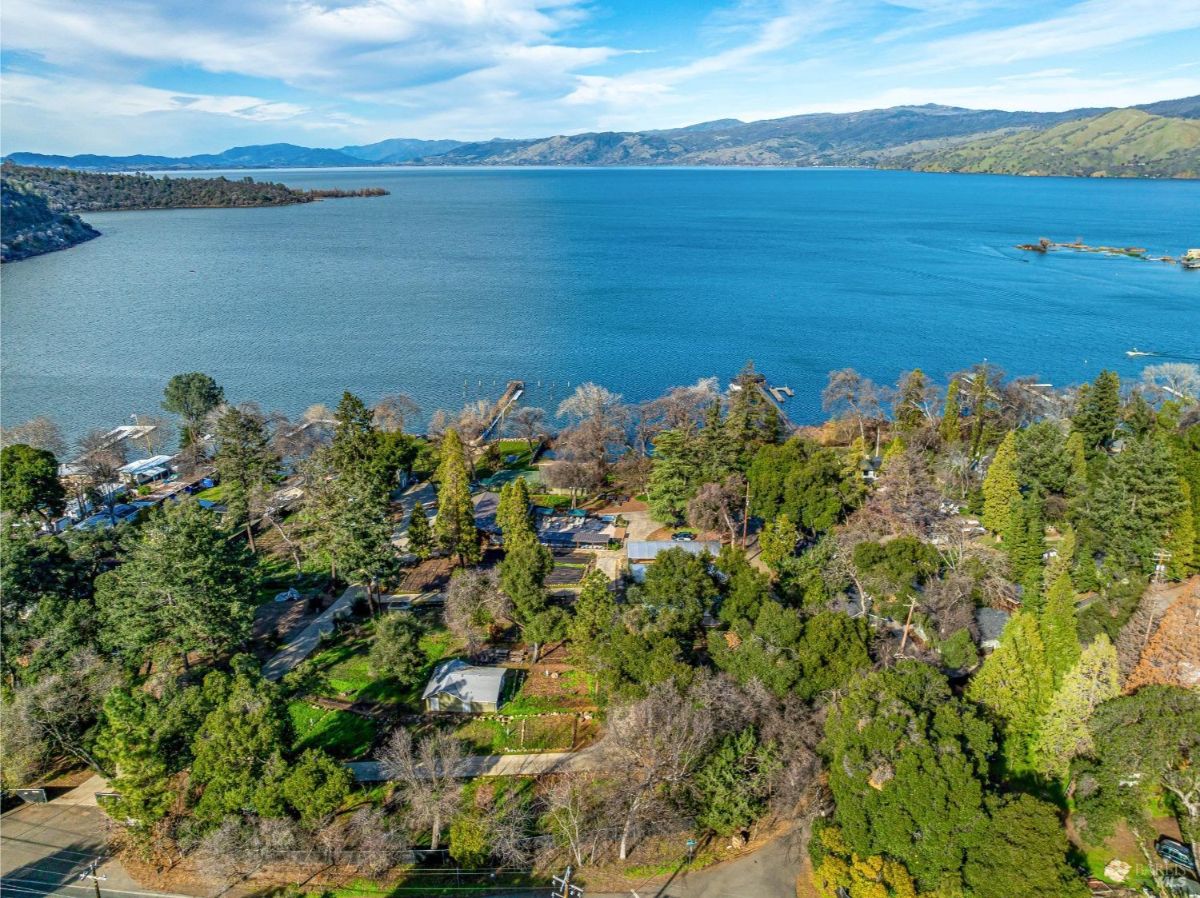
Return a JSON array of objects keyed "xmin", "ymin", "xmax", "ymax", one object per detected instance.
[
  {"xmin": 531, "ymin": 493, "xmax": 572, "ymax": 509},
  {"xmin": 295, "ymin": 622, "xmax": 464, "ymax": 711},
  {"xmin": 192, "ymin": 484, "xmax": 226, "ymax": 502},
  {"xmin": 454, "ymin": 714, "xmax": 582, "ymax": 753},
  {"xmin": 288, "ymin": 700, "xmax": 377, "ymax": 759}
]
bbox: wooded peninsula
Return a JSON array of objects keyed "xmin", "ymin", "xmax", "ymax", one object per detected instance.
[{"xmin": 0, "ymin": 163, "xmax": 387, "ymax": 262}]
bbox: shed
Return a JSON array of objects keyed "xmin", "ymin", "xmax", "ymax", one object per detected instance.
[
  {"xmin": 627, "ymin": 540, "xmax": 721, "ymax": 563},
  {"xmin": 422, "ymin": 659, "xmax": 509, "ymax": 713}
]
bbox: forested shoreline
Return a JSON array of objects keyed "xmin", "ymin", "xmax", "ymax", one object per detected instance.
[
  {"xmin": 1, "ymin": 360, "xmax": 1197, "ymax": 897},
  {"xmin": 0, "ymin": 163, "xmax": 387, "ymax": 261}
]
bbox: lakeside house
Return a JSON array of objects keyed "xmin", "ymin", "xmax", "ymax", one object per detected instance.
[
  {"xmin": 118, "ymin": 454, "xmax": 175, "ymax": 486},
  {"xmin": 627, "ymin": 539, "xmax": 722, "ymax": 583},
  {"xmin": 422, "ymin": 659, "xmax": 510, "ymax": 713}
]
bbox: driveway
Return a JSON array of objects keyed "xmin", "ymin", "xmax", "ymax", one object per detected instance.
[{"xmin": 261, "ymin": 585, "xmax": 361, "ymax": 681}]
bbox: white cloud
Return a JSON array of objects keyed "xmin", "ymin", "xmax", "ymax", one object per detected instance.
[{"xmin": 877, "ymin": 0, "xmax": 1200, "ymax": 74}]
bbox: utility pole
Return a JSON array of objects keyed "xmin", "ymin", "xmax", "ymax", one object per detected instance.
[
  {"xmin": 553, "ymin": 865, "xmax": 583, "ymax": 898},
  {"xmin": 1152, "ymin": 549, "xmax": 1171, "ymax": 584},
  {"xmin": 79, "ymin": 858, "xmax": 106, "ymax": 898}
]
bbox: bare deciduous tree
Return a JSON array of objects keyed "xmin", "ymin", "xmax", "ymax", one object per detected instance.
[
  {"xmin": 346, "ymin": 806, "xmax": 409, "ymax": 875},
  {"xmin": 1142, "ymin": 362, "xmax": 1200, "ymax": 403},
  {"xmin": 686, "ymin": 474, "xmax": 747, "ymax": 543},
  {"xmin": 556, "ymin": 383, "xmax": 629, "ymax": 479},
  {"xmin": 822, "ymin": 368, "xmax": 882, "ymax": 445},
  {"xmin": 601, "ymin": 686, "xmax": 716, "ymax": 860},
  {"xmin": 444, "ymin": 569, "xmax": 511, "ymax": 654},
  {"xmin": 379, "ymin": 728, "xmax": 464, "ymax": 851},
  {"xmin": 639, "ymin": 378, "xmax": 720, "ymax": 441},
  {"xmin": 542, "ymin": 772, "xmax": 610, "ymax": 866},
  {"xmin": 0, "ymin": 416, "xmax": 66, "ymax": 457},
  {"xmin": 506, "ymin": 406, "xmax": 546, "ymax": 454},
  {"xmin": 373, "ymin": 394, "xmax": 421, "ymax": 433}
]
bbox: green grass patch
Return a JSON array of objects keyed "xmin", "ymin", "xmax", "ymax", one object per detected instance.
[
  {"xmin": 288, "ymin": 701, "xmax": 377, "ymax": 759},
  {"xmin": 192, "ymin": 484, "xmax": 226, "ymax": 502},
  {"xmin": 454, "ymin": 714, "xmax": 580, "ymax": 753},
  {"xmin": 294, "ymin": 622, "xmax": 465, "ymax": 712},
  {"xmin": 531, "ymin": 493, "xmax": 572, "ymax": 509}
]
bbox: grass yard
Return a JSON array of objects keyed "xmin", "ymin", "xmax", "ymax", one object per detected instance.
[
  {"xmin": 191, "ymin": 484, "xmax": 226, "ymax": 502},
  {"xmin": 288, "ymin": 700, "xmax": 377, "ymax": 760},
  {"xmin": 531, "ymin": 493, "xmax": 572, "ymax": 509},
  {"xmin": 296, "ymin": 621, "xmax": 465, "ymax": 711},
  {"xmin": 454, "ymin": 713, "xmax": 591, "ymax": 754}
]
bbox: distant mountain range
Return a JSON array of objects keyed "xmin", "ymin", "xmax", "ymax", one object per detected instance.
[{"xmin": 6, "ymin": 96, "xmax": 1199, "ymax": 178}]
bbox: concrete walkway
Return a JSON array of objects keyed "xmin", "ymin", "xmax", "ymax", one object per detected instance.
[
  {"xmin": 262, "ymin": 585, "xmax": 361, "ymax": 681},
  {"xmin": 348, "ymin": 745, "xmax": 604, "ymax": 782}
]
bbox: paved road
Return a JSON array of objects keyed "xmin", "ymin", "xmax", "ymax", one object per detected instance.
[
  {"xmin": 262, "ymin": 585, "xmax": 361, "ymax": 681},
  {"xmin": 349, "ymin": 746, "xmax": 604, "ymax": 781},
  {"xmin": 0, "ymin": 802, "xmax": 180, "ymax": 898},
  {"xmin": 483, "ymin": 830, "xmax": 805, "ymax": 898}
]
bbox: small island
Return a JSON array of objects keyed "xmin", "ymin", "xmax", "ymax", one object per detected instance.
[
  {"xmin": 1016, "ymin": 237, "xmax": 1200, "ymax": 269},
  {"xmin": 0, "ymin": 163, "xmax": 389, "ymax": 262}
]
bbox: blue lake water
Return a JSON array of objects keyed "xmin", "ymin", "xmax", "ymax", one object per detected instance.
[{"xmin": 1, "ymin": 167, "xmax": 1197, "ymax": 440}]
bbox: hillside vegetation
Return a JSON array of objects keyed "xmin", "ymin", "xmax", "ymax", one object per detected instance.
[
  {"xmin": 1, "ymin": 181, "xmax": 99, "ymax": 262},
  {"xmin": 0, "ymin": 164, "xmax": 387, "ymax": 261},
  {"xmin": 893, "ymin": 108, "xmax": 1200, "ymax": 178}
]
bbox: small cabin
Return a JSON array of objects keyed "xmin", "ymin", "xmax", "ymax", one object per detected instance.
[{"xmin": 421, "ymin": 660, "xmax": 509, "ymax": 713}]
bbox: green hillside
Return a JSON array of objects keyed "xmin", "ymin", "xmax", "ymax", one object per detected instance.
[{"xmin": 893, "ymin": 108, "xmax": 1200, "ymax": 178}]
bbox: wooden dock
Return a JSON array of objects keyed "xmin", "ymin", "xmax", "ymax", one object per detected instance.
[{"xmin": 479, "ymin": 379, "xmax": 525, "ymax": 443}]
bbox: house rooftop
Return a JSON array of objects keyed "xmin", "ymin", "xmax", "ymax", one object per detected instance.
[
  {"xmin": 421, "ymin": 659, "xmax": 507, "ymax": 706},
  {"xmin": 627, "ymin": 540, "xmax": 721, "ymax": 561}
]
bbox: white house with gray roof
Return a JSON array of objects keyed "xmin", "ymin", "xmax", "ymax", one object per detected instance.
[{"xmin": 422, "ymin": 659, "xmax": 510, "ymax": 713}]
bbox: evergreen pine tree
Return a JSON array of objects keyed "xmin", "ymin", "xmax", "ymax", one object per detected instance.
[
  {"xmin": 647, "ymin": 429, "xmax": 696, "ymax": 524},
  {"xmin": 982, "ymin": 431, "xmax": 1020, "ymax": 535},
  {"xmin": 500, "ymin": 530, "xmax": 555, "ymax": 658},
  {"xmin": 330, "ymin": 391, "xmax": 379, "ymax": 475},
  {"xmin": 696, "ymin": 400, "xmax": 739, "ymax": 482},
  {"xmin": 894, "ymin": 369, "xmax": 930, "ymax": 433},
  {"xmin": 967, "ymin": 612, "xmax": 1052, "ymax": 773},
  {"xmin": 1065, "ymin": 430, "xmax": 1088, "ymax": 496},
  {"xmin": 405, "ymin": 497, "xmax": 433, "ymax": 559},
  {"xmin": 1166, "ymin": 478, "xmax": 1197, "ymax": 579},
  {"xmin": 1040, "ymin": 571, "xmax": 1081, "ymax": 688},
  {"xmin": 1006, "ymin": 492, "xmax": 1046, "ymax": 587},
  {"xmin": 434, "ymin": 429, "xmax": 480, "ymax": 565},
  {"xmin": 1072, "ymin": 371, "xmax": 1120, "ymax": 457},
  {"xmin": 497, "ymin": 477, "xmax": 534, "ymax": 540},
  {"xmin": 1030, "ymin": 634, "xmax": 1119, "ymax": 780},
  {"xmin": 940, "ymin": 378, "xmax": 962, "ymax": 445}
]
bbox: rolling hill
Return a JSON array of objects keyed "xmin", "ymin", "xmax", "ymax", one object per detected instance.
[
  {"xmin": 4, "ymin": 96, "xmax": 1197, "ymax": 177},
  {"xmin": 891, "ymin": 108, "xmax": 1200, "ymax": 178}
]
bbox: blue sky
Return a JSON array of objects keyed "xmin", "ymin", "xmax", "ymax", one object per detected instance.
[{"xmin": 2, "ymin": 0, "xmax": 1199, "ymax": 155}]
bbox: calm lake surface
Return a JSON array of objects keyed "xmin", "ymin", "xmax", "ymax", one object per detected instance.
[{"xmin": 2, "ymin": 167, "xmax": 1197, "ymax": 438}]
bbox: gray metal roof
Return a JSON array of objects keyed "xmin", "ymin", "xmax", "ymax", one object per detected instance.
[
  {"xmin": 421, "ymin": 659, "xmax": 507, "ymax": 705},
  {"xmin": 626, "ymin": 540, "xmax": 721, "ymax": 561},
  {"xmin": 975, "ymin": 608, "xmax": 1011, "ymax": 645}
]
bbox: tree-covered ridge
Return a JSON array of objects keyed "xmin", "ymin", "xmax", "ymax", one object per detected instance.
[
  {"xmin": 0, "ymin": 178, "xmax": 100, "ymax": 262},
  {"xmin": 2, "ymin": 163, "xmax": 387, "ymax": 213},
  {"xmin": 892, "ymin": 108, "xmax": 1200, "ymax": 179}
]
